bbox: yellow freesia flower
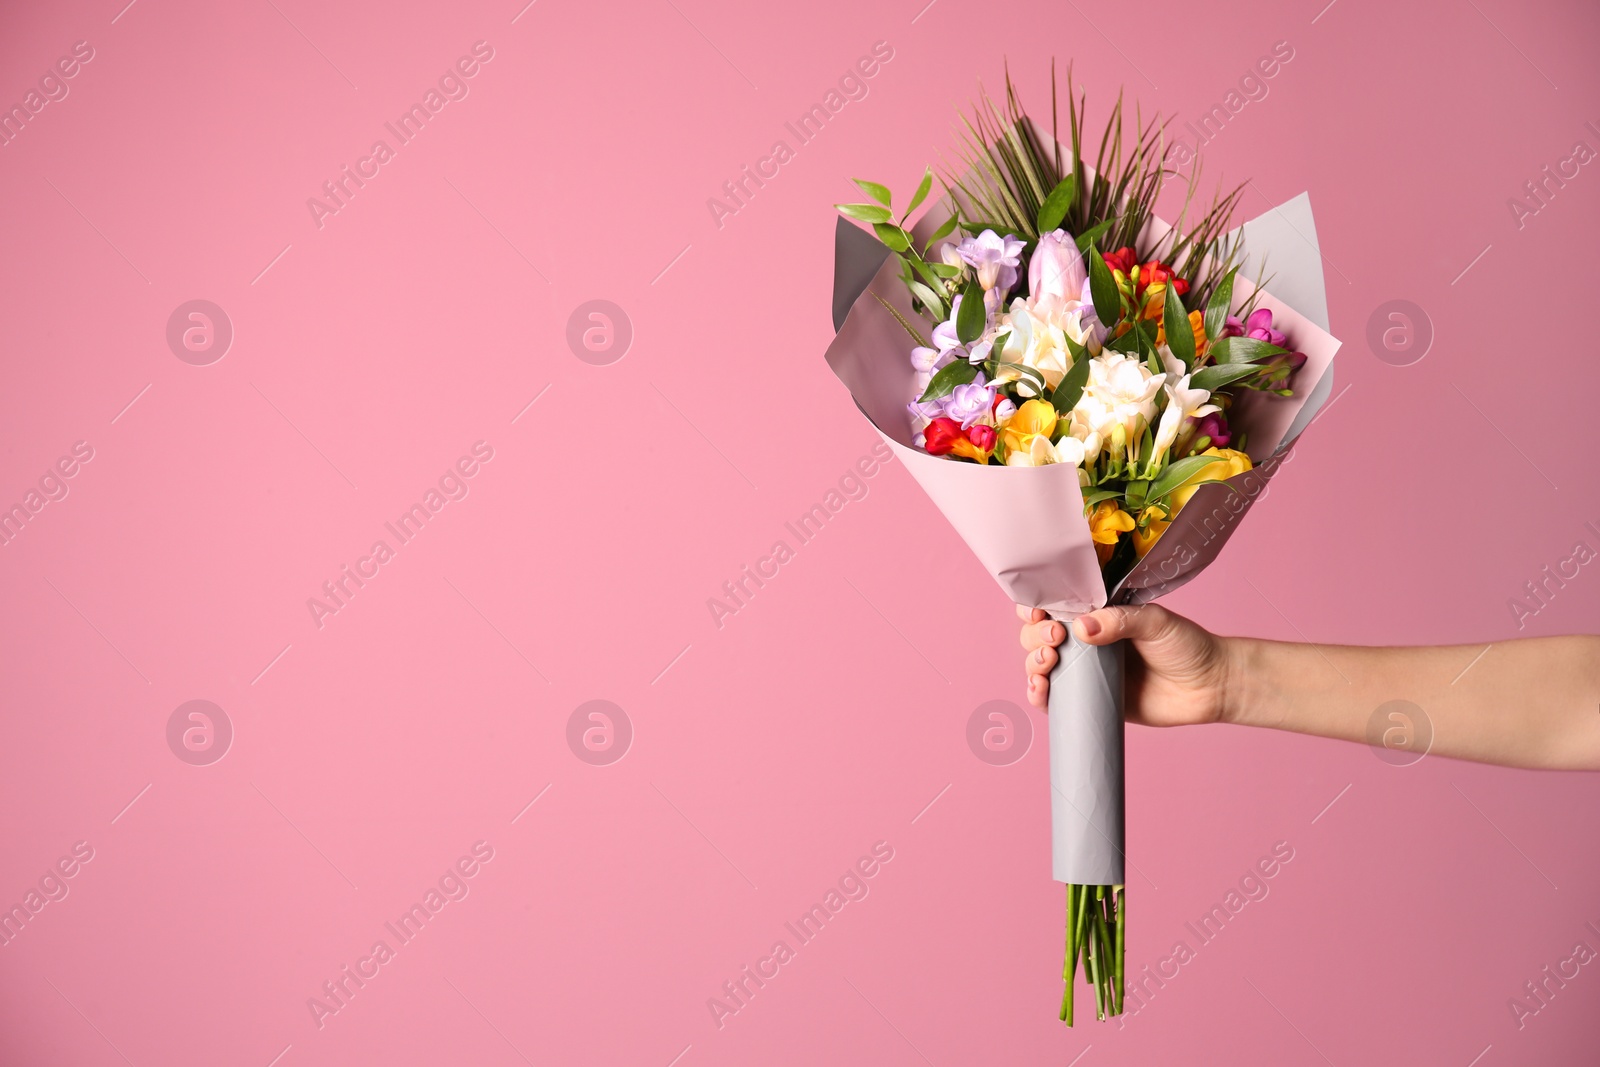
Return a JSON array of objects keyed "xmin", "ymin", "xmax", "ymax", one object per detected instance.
[
  {"xmin": 1169, "ymin": 447, "xmax": 1252, "ymax": 512},
  {"xmin": 1132, "ymin": 504, "xmax": 1169, "ymax": 558},
  {"xmin": 1087, "ymin": 500, "xmax": 1136, "ymax": 565},
  {"xmin": 999, "ymin": 399, "xmax": 1058, "ymax": 457}
]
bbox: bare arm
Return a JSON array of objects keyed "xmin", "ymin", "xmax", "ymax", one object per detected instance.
[
  {"xmin": 1019, "ymin": 604, "xmax": 1600, "ymax": 771},
  {"xmin": 1227, "ymin": 634, "xmax": 1600, "ymax": 770}
]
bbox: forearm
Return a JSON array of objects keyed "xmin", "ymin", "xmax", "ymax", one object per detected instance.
[{"xmin": 1222, "ymin": 635, "xmax": 1600, "ymax": 770}]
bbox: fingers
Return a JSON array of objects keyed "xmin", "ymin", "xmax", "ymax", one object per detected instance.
[
  {"xmin": 1016, "ymin": 604, "xmax": 1047, "ymax": 623},
  {"xmin": 1072, "ymin": 604, "xmax": 1178, "ymax": 646},
  {"xmin": 1019, "ymin": 616, "xmax": 1066, "ymax": 652},
  {"xmin": 1024, "ymin": 640, "xmax": 1059, "ymax": 710}
]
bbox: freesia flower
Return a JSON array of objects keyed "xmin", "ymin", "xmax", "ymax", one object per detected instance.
[
  {"xmin": 943, "ymin": 375, "xmax": 997, "ymax": 429},
  {"xmin": 922, "ymin": 416, "xmax": 990, "ymax": 463},
  {"xmin": 1168, "ymin": 447, "xmax": 1253, "ymax": 511},
  {"xmin": 1087, "ymin": 501, "xmax": 1136, "ymax": 564},
  {"xmin": 1152, "ymin": 374, "xmax": 1219, "ymax": 460},
  {"xmin": 968, "ymin": 424, "xmax": 997, "ymax": 452},
  {"xmin": 1006, "ymin": 432, "xmax": 1086, "ymax": 467},
  {"xmin": 1029, "ymin": 229, "xmax": 1087, "ymax": 304},
  {"xmin": 1069, "ymin": 353, "xmax": 1165, "ymax": 445},
  {"xmin": 1191, "ymin": 410, "xmax": 1231, "ymax": 450},
  {"xmin": 923, "ymin": 417, "xmax": 965, "ymax": 455},
  {"xmin": 998, "ymin": 399, "xmax": 1060, "ymax": 458},
  {"xmin": 999, "ymin": 294, "xmax": 1103, "ymax": 394},
  {"xmin": 1242, "ymin": 307, "xmax": 1288, "ymax": 347},
  {"xmin": 955, "ymin": 229, "xmax": 1027, "ymax": 291},
  {"xmin": 1132, "ymin": 503, "xmax": 1168, "ymax": 558}
]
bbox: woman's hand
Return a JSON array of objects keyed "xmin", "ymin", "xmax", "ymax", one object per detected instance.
[{"xmin": 1017, "ymin": 603, "xmax": 1233, "ymax": 727}]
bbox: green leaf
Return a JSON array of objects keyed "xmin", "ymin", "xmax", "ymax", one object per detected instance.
[
  {"xmin": 1148, "ymin": 454, "xmax": 1225, "ymax": 500},
  {"xmin": 918, "ymin": 359, "xmax": 978, "ymax": 403},
  {"xmin": 956, "ymin": 279, "xmax": 985, "ymax": 345},
  {"xmin": 1203, "ymin": 268, "xmax": 1236, "ymax": 341},
  {"xmin": 925, "ymin": 212, "xmax": 960, "ymax": 248},
  {"xmin": 873, "ymin": 223, "xmax": 911, "ymax": 252},
  {"xmin": 906, "ymin": 280, "xmax": 946, "ymax": 319},
  {"xmin": 1088, "ymin": 244, "xmax": 1122, "ymax": 330},
  {"xmin": 928, "ymin": 262, "xmax": 961, "ymax": 278},
  {"xmin": 836, "ymin": 202, "xmax": 892, "ymax": 224},
  {"xmin": 991, "ymin": 330, "xmax": 1011, "ymax": 356},
  {"xmin": 1124, "ymin": 480, "xmax": 1150, "ymax": 508},
  {"xmin": 1081, "ymin": 488, "xmax": 1124, "ymax": 508},
  {"xmin": 905, "ymin": 167, "xmax": 934, "ymax": 216},
  {"xmin": 1074, "ymin": 219, "xmax": 1113, "ymax": 253},
  {"xmin": 853, "ymin": 179, "xmax": 892, "ymax": 207},
  {"xmin": 1036, "ymin": 175, "xmax": 1077, "ymax": 234},
  {"xmin": 1207, "ymin": 336, "xmax": 1287, "ymax": 364},
  {"xmin": 1050, "ymin": 353, "xmax": 1092, "ymax": 414},
  {"xmin": 907, "ymin": 255, "xmax": 944, "ymax": 291},
  {"xmin": 1163, "ymin": 282, "xmax": 1195, "ymax": 371},
  {"xmin": 1190, "ymin": 363, "xmax": 1261, "ymax": 392}
]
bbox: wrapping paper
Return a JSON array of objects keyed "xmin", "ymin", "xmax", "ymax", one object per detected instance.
[{"xmin": 824, "ymin": 165, "xmax": 1341, "ymax": 885}]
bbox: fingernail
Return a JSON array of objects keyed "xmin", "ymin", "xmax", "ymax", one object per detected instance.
[
  {"xmin": 1078, "ymin": 615, "xmax": 1101, "ymax": 638},
  {"xmin": 1034, "ymin": 648, "xmax": 1045, "ymax": 663},
  {"xmin": 1047, "ymin": 623, "xmax": 1062, "ymax": 643}
]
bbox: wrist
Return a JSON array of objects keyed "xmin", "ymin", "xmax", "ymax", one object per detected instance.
[{"xmin": 1217, "ymin": 636, "xmax": 1263, "ymax": 727}]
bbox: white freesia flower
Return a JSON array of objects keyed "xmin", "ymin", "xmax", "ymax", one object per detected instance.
[
  {"xmin": 1005, "ymin": 432, "xmax": 1087, "ymax": 468},
  {"xmin": 1070, "ymin": 352, "xmax": 1166, "ymax": 443},
  {"xmin": 1152, "ymin": 373, "xmax": 1219, "ymax": 459},
  {"xmin": 994, "ymin": 295, "xmax": 1103, "ymax": 393}
]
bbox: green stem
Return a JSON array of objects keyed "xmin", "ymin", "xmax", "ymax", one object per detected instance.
[{"xmin": 1114, "ymin": 887, "xmax": 1126, "ymax": 1015}]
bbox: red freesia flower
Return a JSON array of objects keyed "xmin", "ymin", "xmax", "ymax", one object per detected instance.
[
  {"xmin": 923, "ymin": 417, "xmax": 967, "ymax": 456},
  {"xmin": 1102, "ymin": 247, "xmax": 1138, "ymax": 275},
  {"xmin": 968, "ymin": 424, "xmax": 997, "ymax": 451}
]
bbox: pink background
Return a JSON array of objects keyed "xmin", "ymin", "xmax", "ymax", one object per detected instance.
[{"xmin": 2, "ymin": 0, "xmax": 1597, "ymax": 1064}]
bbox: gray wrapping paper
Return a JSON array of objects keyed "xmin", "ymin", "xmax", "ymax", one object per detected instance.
[{"xmin": 1048, "ymin": 634, "xmax": 1125, "ymax": 885}]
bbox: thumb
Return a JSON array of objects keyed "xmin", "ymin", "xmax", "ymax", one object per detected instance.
[{"xmin": 1072, "ymin": 604, "xmax": 1176, "ymax": 646}]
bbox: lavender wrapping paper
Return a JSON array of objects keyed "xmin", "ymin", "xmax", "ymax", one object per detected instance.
[{"xmin": 826, "ymin": 172, "xmax": 1341, "ymax": 887}]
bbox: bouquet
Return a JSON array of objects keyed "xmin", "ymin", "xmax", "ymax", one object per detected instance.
[{"xmin": 823, "ymin": 66, "xmax": 1341, "ymax": 1023}]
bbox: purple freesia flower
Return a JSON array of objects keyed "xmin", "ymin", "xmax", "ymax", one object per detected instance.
[
  {"xmin": 1244, "ymin": 307, "xmax": 1288, "ymax": 348},
  {"xmin": 942, "ymin": 373, "xmax": 996, "ymax": 429},
  {"xmin": 1192, "ymin": 411, "xmax": 1230, "ymax": 449},
  {"xmin": 955, "ymin": 230, "xmax": 1026, "ymax": 292}
]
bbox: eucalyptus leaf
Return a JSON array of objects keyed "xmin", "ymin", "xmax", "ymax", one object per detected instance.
[
  {"xmin": 1203, "ymin": 267, "xmax": 1236, "ymax": 341},
  {"xmin": 1163, "ymin": 281, "xmax": 1194, "ymax": 371},
  {"xmin": 836, "ymin": 202, "xmax": 893, "ymax": 224},
  {"xmin": 918, "ymin": 359, "xmax": 978, "ymax": 403},
  {"xmin": 905, "ymin": 167, "xmax": 934, "ymax": 216},
  {"xmin": 1190, "ymin": 363, "xmax": 1262, "ymax": 392},
  {"xmin": 1207, "ymin": 336, "xmax": 1287, "ymax": 364},
  {"xmin": 1147, "ymin": 454, "xmax": 1225, "ymax": 500},
  {"xmin": 1036, "ymin": 175, "xmax": 1077, "ymax": 234},
  {"xmin": 1088, "ymin": 244, "xmax": 1122, "ymax": 330},
  {"xmin": 854, "ymin": 179, "xmax": 892, "ymax": 207},
  {"xmin": 956, "ymin": 279, "xmax": 985, "ymax": 345}
]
